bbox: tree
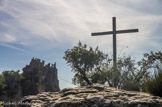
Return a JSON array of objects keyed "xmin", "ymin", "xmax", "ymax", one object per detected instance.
[
  {"xmin": 2, "ymin": 70, "xmax": 20, "ymax": 79},
  {"xmin": 63, "ymin": 41, "xmax": 142, "ymax": 88},
  {"xmin": 102, "ymin": 55, "xmax": 143, "ymax": 90},
  {"xmin": 64, "ymin": 42, "xmax": 143, "ymax": 88},
  {"xmin": 141, "ymin": 51, "xmax": 162, "ymax": 96},
  {"xmin": 102, "ymin": 51, "xmax": 161, "ymax": 91},
  {"xmin": 64, "ymin": 42, "xmax": 162, "ymax": 95},
  {"xmin": 1, "ymin": 70, "xmax": 25, "ymax": 99},
  {"xmin": 0, "ymin": 74, "xmax": 6, "ymax": 95},
  {"xmin": 63, "ymin": 41, "xmax": 107, "ymax": 86}
]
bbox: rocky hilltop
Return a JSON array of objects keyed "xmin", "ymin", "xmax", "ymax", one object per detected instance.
[{"xmin": 21, "ymin": 84, "xmax": 162, "ymax": 107}]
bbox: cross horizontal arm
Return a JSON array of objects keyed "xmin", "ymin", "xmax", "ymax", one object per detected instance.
[
  {"xmin": 91, "ymin": 29, "xmax": 138, "ymax": 36},
  {"xmin": 116, "ymin": 29, "xmax": 138, "ymax": 34},
  {"xmin": 92, "ymin": 31, "xmax": 113, "ymax": 36}
]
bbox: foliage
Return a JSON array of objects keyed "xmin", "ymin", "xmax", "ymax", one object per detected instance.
[
  {"xmin": 64, "ymin": 41, "xmax": 142, "ymax": 89},
  {"xmin": 0, "ymin": 74, "xmax": 6, "ymax": 94},
  {"xmin": 99, "ymin": 55, "xmax": 147, "ymax": 91},
  {"xmin": 0, "ymin": 70, "xmax": 25, "ymax": 96},
  {"xmin": 114, "ymin": 56, "xmax": 141, "ymax": 90},
  {"xmin": 63, "ymin": 41, "xmax": 107, "ymax": 85},
  {"xmin": 143, "ymin": 70, "xmax": 162, "ymax": 97},
  {"xmin": 141, "ymin": 51, "xmax": 162, "ymax": 96},
  {"xmin": 107, "ymin": 51, "xmax": 162, "ymax": 92},
  {"xmin": 36, "ymin": 83, "xmax": 40, "ymax": 90},
  {"xmin": 2, "ymin": 70, "xmax": 19, "ymax": 78},
  {"xmin": 64, "ymin": 42, "xmax": 162, "ymax": 96},
  {"xmin": 2, "ymin": 70, "xmax": 25, "ymax": 81}
]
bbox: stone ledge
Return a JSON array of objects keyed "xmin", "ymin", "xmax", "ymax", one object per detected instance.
[{"xmin": 20, "ymin": 84, "xmax": 162, "ymax": 107}]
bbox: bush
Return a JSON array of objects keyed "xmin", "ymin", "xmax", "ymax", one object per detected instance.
[{"xmin": 143, "ymin": 69, "xmax": 162, "ymax": 97}]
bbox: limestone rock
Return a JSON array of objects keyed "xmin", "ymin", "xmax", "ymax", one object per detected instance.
[
  {"xmin": 20, "ymin": 84, "xmax": 162, "ymax": 107},
  {"xmin": 22, "ymin": 58, "xmax": 60, "ymax": 96}
]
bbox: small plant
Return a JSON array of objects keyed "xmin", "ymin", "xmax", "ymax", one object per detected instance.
[{"xmin": 36, "ymin": 83, "xmax": 40, "ymax": 90}]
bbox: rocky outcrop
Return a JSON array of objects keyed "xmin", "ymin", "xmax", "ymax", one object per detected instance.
[
  {"xmin": 22, "ymin": 58, "xmax": 60, "ymax": 96},
  {"xmin": 21, "ymin": 84, "xmax": 162, "ymax": 107},
  {"xmin": 0, "ymin": 58, "xmax": 60, "ymax": 101}
]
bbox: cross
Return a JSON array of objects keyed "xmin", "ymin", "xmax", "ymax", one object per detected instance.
[{"xmin": 91, "ymin": 17, "xmax": 138, "ymax": 65}]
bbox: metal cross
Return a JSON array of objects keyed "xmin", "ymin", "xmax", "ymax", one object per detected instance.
[{"xmin": 91, "ymin": 17, "xmax": 138, "ymax": 65}]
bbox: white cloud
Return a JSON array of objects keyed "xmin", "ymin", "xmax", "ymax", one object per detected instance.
[
  {"xmin": 0, "ymin": 33, "xmax": 16, "ymax": 42},
  {"xmin": 0, "ymin": 43, "xmax": 29, "ymax": 53},
  {"xmin": 0, "ymin": 0, "xmax": 161, "ymax": 53}
]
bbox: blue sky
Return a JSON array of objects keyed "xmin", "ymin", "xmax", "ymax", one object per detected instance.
[{"xmin": 0, "ymin": 0, "xmax": 162, "ymax": 89}]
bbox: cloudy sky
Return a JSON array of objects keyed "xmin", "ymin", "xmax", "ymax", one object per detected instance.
[{"xmin": 0, "ymin": 0, "xmax": 162, "ymax": 89}]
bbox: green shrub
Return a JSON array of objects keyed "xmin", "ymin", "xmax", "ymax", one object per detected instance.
[
  {"xmin": 36, "ymin": 83, "xmax": 40, "ymax": 89},
  {"xmin": 143, "ymin": 69, "xmax": 162, "ymax": 97}
]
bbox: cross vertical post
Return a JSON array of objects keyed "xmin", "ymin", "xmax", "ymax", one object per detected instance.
[{"xmin": 113, "ymin": 17, "xmax": 116, "ymax": 64}]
